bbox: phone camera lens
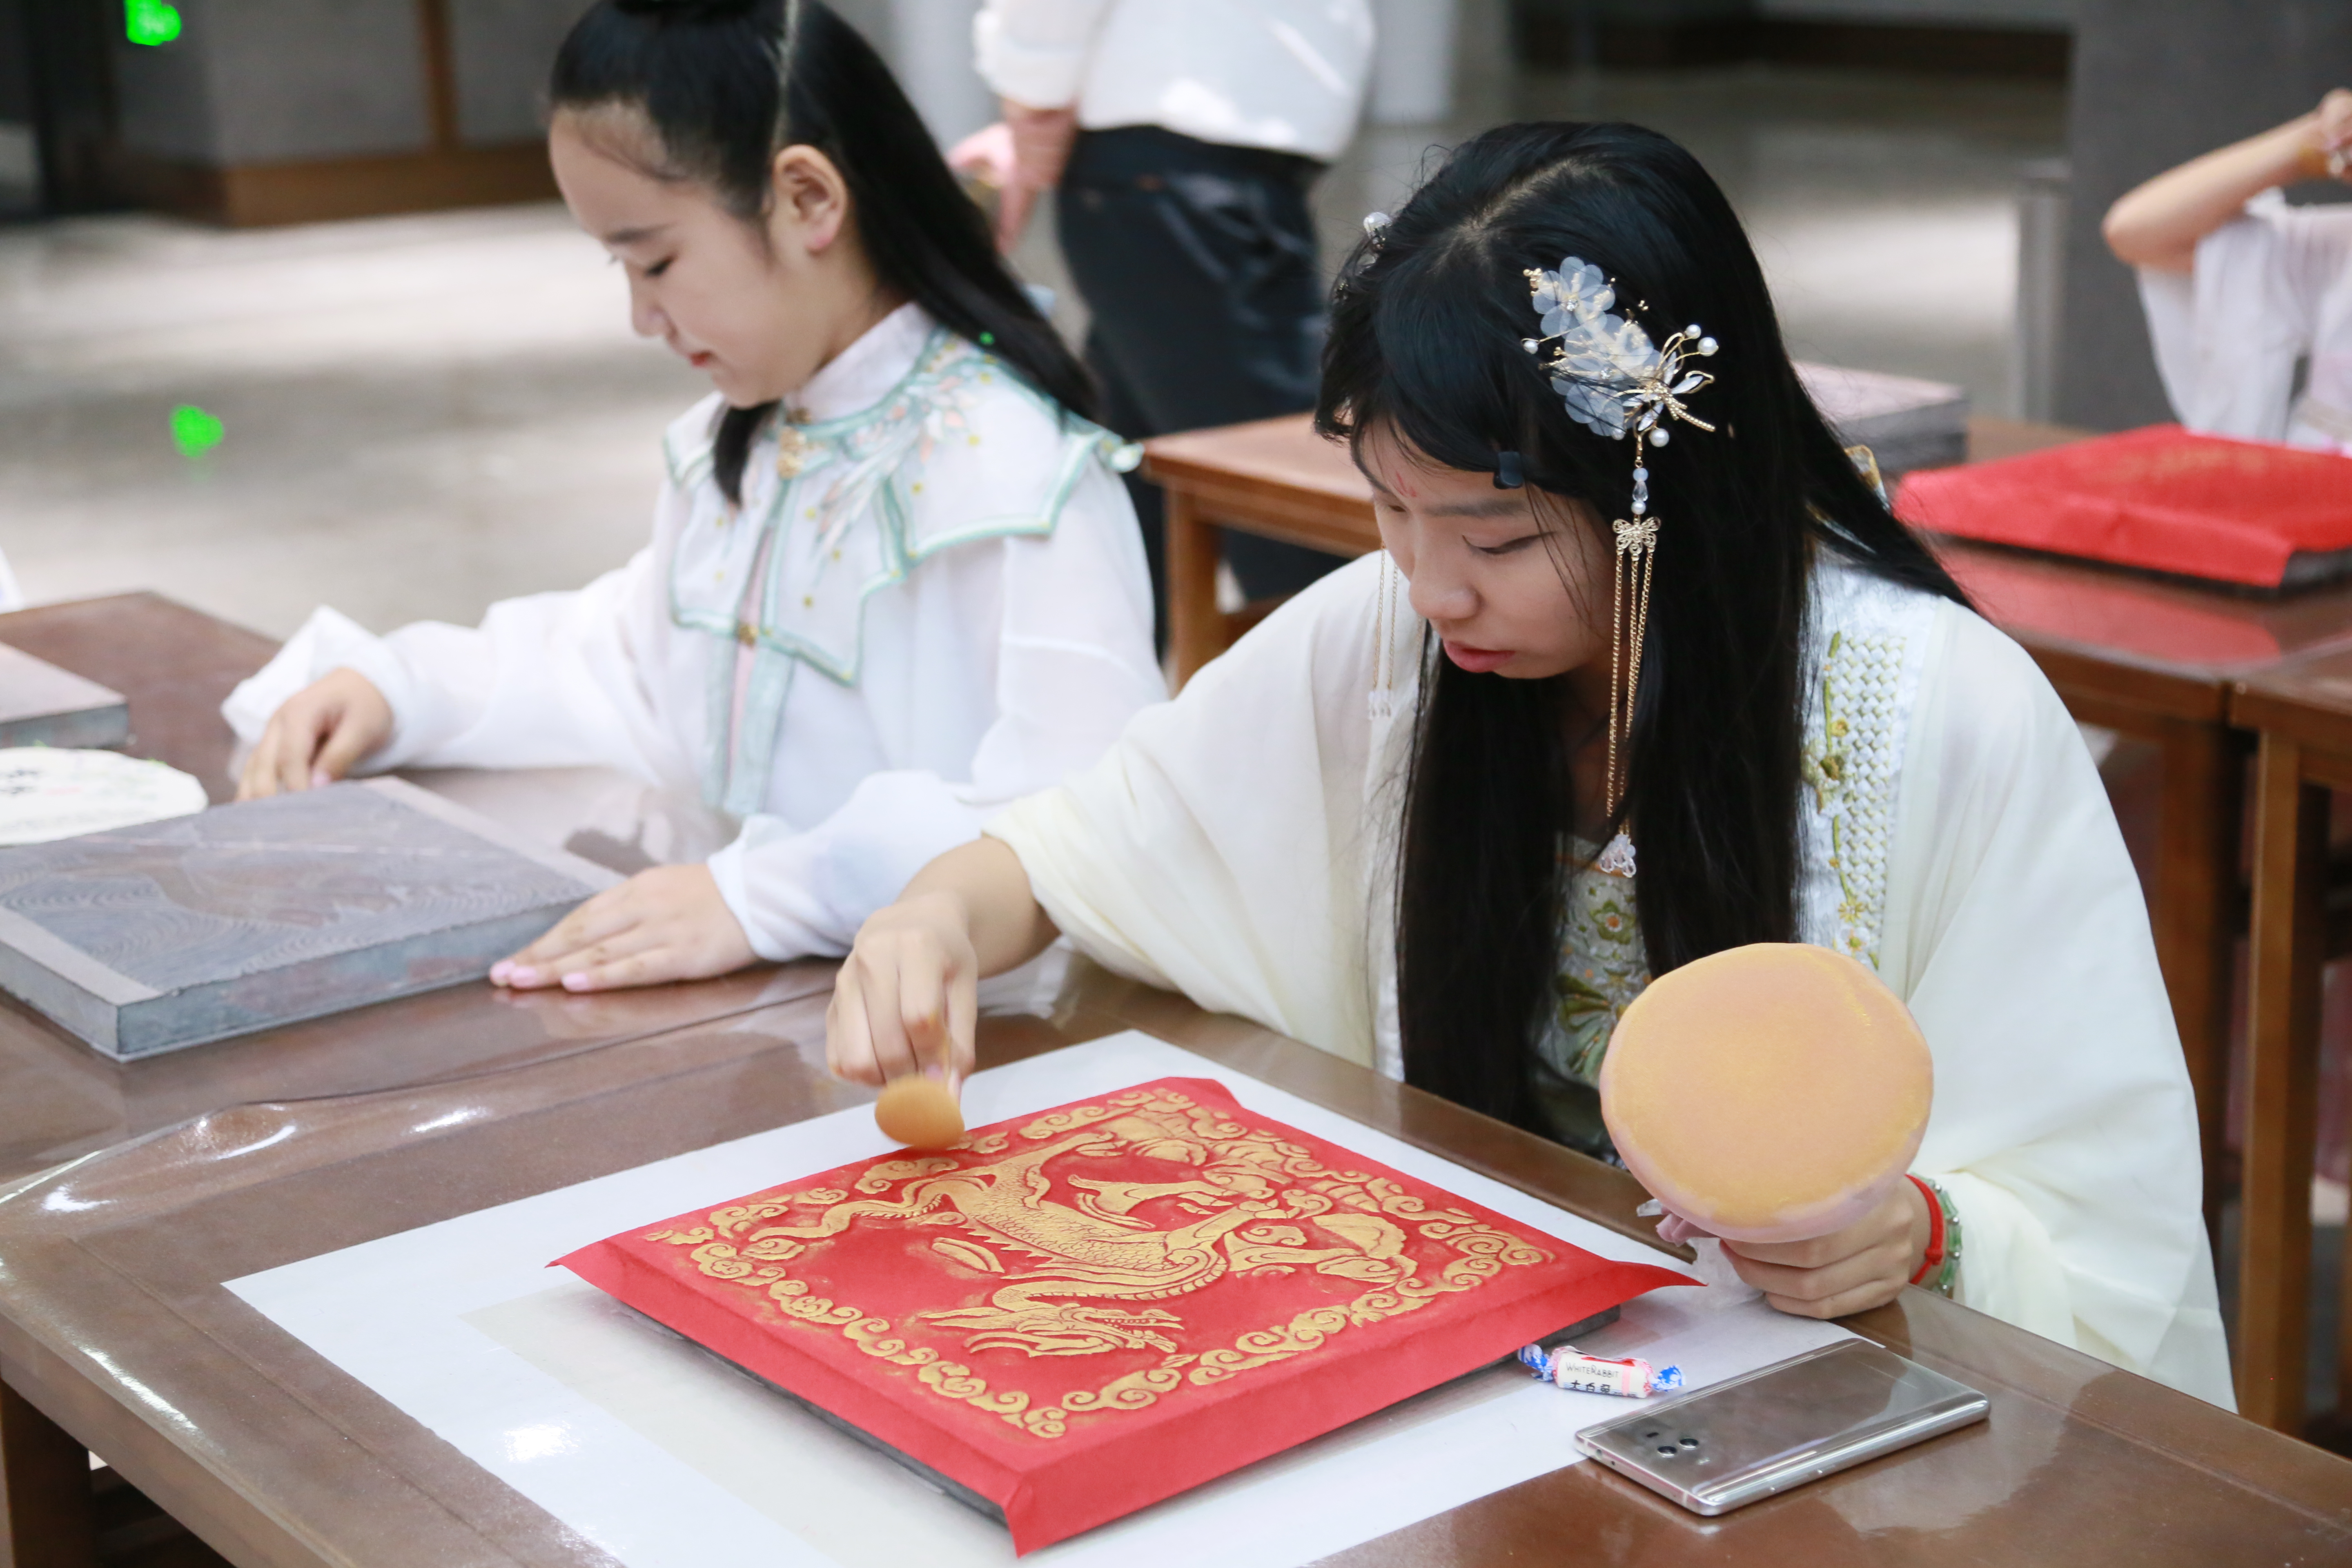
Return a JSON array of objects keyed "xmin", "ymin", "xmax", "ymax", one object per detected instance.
[
  {"xmin": 1680, "ymin": 1437, "xmax": 1700, "ymax": 1448},
  {"xmin": 1656, "ymin": 1444, "xmax": 1677, "ymax": 1456}
]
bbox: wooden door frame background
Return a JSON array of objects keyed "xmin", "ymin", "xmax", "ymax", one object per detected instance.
[{"xmin": 109, "ymin": 0, "xmax": 556, "ymax": 228}]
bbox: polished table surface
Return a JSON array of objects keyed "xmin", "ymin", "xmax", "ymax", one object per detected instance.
[
  {"xmin": 1, "ymin": 959, "xmax": 2348, "ymax": 1567},
  {"xmin": 0, "ymin": 592, "xmax": 276, "ymax": 807},
  {"xmin": 1, "ymin": 597, "xmax": 2348, "ymax": 1562},
  {"xmin": 0, "ymin": 596, "xmax": 829, "ymax": 1185}
]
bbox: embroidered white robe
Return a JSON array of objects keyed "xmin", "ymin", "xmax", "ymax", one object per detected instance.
[
  {"xmin": 225, "ymin": 304, "xmax": 1165, "ymax": 962},
  {"xmin": 989, "ymin": 549, "xmax": 2236, "ymax": 1409}
]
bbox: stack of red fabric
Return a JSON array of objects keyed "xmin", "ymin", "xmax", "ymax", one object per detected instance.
[
  {"xmin": 557, "ymin": 1076, "xmax": 1690, "ymax": 1552},
  {"xmin": 1897, "ymin": 424, "xmax": 2352, "ymax": 589}
]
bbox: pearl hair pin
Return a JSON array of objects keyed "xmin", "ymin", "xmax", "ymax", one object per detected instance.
[{"xmin": 1515, "ymin": 258, "xmax": 1724, "ymax": 879}]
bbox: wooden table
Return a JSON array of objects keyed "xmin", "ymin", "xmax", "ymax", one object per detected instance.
[
  {"xmin": 0, "ymin": 594, "xmax": 841, "ymax": 1561},
  {"xmin": 0, "ymin": 592, "xmax": 279, "ymax": 807},
  {"xmin": 1143, "ymin": 414, "xmax": 2352, "ymax": 1430},
  {"xmin": 2231, "ymin": 653, "xmax": 2352, "ymax": 1441},
  {"xmin": 1, "ymin": 957, "xmax": 2347, "ymax": 1567},
  {"xmin": 0, "ymin": 596, "xmax": 832, "ymax": 1192}
]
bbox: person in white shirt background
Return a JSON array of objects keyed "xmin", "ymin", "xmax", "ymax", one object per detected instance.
[
  {"xmin": 224, "ymin": 0, "xmax": 1162, "ymax": 993},
  {"xmin": 2106, "ymin": 87, "xmax": 2352, "ymax": 453},
  {"xmin": 949, "ymin": 0, "xmax": 1377, "ymax": 636}
]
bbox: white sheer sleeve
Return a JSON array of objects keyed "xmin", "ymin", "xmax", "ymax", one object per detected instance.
[
  {"xmin": 221, "ymin": 491, "xmax": 689, "ymax": 793},
  {"xmin": 988, "ymin": 554, "xmax": 1400, "ymax": 1068},
  {"xmin": 708, "ymin": 461, "xmax": 1165, "ymax": 961},
  {"xmin": 1884, "ymin": 604, "xmax": 2234, "ymax": 1407},
  {"xmin": 2136, "ymin": 190, "xmax": 2319, "ymax": 442}
]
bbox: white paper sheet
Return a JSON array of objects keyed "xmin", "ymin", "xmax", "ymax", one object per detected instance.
[{"xmin": 228, "ymin": 1032, "xmax": 1852, "ymax": 1566}]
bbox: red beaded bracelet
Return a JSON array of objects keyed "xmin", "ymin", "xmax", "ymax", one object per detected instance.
[{"xmin": 1907, "ymin": 1173, "xmax": 1946, "ymax": 1287}]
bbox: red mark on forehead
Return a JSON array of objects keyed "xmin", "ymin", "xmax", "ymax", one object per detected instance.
[{"xmin": 1390, "ymin": 466, "xmax": 1420, "ymax": 499}]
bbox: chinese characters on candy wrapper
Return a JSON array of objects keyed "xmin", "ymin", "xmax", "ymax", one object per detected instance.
[{"xmin": 1518, "ymin": 1341, "xmax": 1685, "ymax": 1399}]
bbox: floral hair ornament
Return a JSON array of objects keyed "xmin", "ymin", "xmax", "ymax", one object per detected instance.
[{"xmin": 1519, "ymin": 257, "xmax": 1721, "ymax": 878}]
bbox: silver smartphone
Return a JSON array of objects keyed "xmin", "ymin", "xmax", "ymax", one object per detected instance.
[{"xmin": 1572, "ymin": 1339, "xmax": 1989, "ymax": 1516}]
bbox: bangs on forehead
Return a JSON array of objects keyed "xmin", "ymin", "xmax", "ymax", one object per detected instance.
[{"xmin": 1368, "ymin": 268, "xmax": 1522, "ymax": 469}]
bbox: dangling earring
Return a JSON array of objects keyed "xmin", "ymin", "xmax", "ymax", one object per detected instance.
[{"xmin": 1597, "ymin": 431, "xmax": 1659, "ymax": 878}]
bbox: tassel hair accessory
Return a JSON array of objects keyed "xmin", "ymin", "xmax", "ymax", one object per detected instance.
[{"xmin": 1517, "ymin": 258, "xmax": 1722, "ymax": 879}]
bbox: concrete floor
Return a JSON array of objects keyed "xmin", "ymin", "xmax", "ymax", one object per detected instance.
[
  {"xmin": 0, "ymin": 203, "xmax": 706, "ymax": 637},
  {"xmin": 0, "ymin": 65, "xmax": 2063, "ymax": 641}
]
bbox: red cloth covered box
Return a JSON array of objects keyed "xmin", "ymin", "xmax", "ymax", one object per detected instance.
[
  {"xmin": 1896, "ymin": 424, "xmax": 2352, "ymax": 589},
  {"xmin": 556, "ymin": 1076, "xmax": 1689, "ymax": 1552}
]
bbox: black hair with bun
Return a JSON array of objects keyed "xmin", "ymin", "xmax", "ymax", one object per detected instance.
[{"xmin": 553, "ymin": 0, "xmax": 1093, "ymax": 503}]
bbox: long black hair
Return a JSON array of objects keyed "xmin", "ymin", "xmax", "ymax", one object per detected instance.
[
  {"xmin": 1318, "ymin": 122, "xmax": 1967, "ymax": 1134},
  {"xmin": 550, "ymin": 0, "xmax": 1094, "ymax": 504}
]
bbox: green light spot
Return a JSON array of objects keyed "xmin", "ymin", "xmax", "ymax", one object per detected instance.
[
  {"xmin": 125, "ymin": 0, "xmax": 182, "ymax": 47},
  {"xmin": 171, "ymin": 405, "xmax": 223, "ymax": 457},
  {"xmin": 977, "ymin": 331, "xmax": 994, "ymax": 345}
]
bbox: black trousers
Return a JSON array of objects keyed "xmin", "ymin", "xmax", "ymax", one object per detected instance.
[{"xmin": 1056, "ymin": 126, "xmax": 1345, "ymax": 634}]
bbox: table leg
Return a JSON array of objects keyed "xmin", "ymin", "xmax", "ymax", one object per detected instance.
[
  {"xmin": 2148, "ymin": 718, "xmax": 2247, "ymax": 1230},
  {"xmin": 1164, "ymin": 490, "xmax": 1226, "ymax": 689},
  {"xmin": 2341, "ymin": 1172, "xmax": 2352, "ymax": 1422},
  {"xmin": 2238, "ymin": 733, "xmax": 2327, "ymax": 1430},
  {"xmin": 0, "ymin": 1376, "xmax": 95, "ymax": 1568}
]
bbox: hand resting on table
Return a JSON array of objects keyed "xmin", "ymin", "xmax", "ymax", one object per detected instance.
[{"xmin": 492, "ymin": 863, "xmax": 756, "ymax": 993}]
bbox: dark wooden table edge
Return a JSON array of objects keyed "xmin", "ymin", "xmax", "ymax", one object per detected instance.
[{"xmin": 6, "ymin": 968, "xmax": 2350, "ymax": 1566}]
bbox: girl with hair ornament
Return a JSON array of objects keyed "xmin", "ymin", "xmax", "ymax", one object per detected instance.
[
  {"xmin": 225, "ymin": 0, "xmax": 1162, "ymax": 995},
  {"xmin": 824, "ymin": 120, "xmax": 2234, "ymax": 1411}
]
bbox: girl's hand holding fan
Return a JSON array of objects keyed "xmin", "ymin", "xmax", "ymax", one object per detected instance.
[{"xmin": 1601, "ymin": 944, "xmax": 1940, "ymax": 1319}]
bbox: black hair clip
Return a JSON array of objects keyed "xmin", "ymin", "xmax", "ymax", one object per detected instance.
[{"xmin": 1494, "ymin": 450, "xmax": 1524, "ymax": 490}]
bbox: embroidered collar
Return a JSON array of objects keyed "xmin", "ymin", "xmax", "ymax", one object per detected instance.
[{"xmin": 660, "ymin": 316, "xmax": 1138, "ymax": 815}]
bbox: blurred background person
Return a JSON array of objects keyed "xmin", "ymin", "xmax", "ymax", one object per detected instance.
[
  {"xmin": 949, "ymin": 0, "xmax": 1377, "ymax": 636},
  {"xmin": 2105, "ymin": 87, "xmax": 2352, "ymax": 454}
]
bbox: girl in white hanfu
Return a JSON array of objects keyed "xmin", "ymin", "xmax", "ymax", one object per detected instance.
[
  {"xmin": 226, "ymin": 0, "xmax": 1161, "ymax": 992},
  {"xmin": 826, "ymin": 122, "xmax": 2236, "ymax": 1408},
  {"xmin": 2107, "ymin": 87, "xmax": 2352, "ymax": 452}
]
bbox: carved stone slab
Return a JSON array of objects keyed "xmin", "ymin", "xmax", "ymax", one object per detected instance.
[
  {"xmin": 0, "ymin": 642, "xmax": 131, "ymax": 750},
  {"xmin": 0, "ymin": 777, "xmax": 621, "ymax": 1059},
  {"xmin": 1795, "ymin": 361, "xmax": 1970, "ymax": 481}
]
